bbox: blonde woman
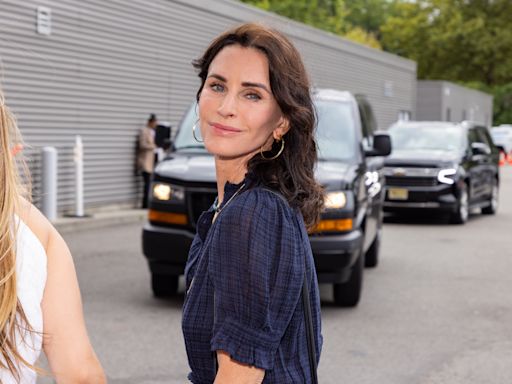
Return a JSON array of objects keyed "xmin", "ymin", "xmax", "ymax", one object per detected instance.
[{"xmin": 0, "ymin": 90, "xmax": 106, "ymax": 383}]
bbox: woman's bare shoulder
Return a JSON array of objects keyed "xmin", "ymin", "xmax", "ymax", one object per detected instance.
[{"xmin": 16, "ymin": 198, "xmax": 53, "ymax": 252}]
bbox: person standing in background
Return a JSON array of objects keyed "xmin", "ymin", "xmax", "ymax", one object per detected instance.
[{"xmin": 138, "ymin": 113, "xmax": 158, "ymax": 208}]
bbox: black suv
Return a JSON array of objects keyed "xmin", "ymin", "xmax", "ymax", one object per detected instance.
[
  {"xmin": 383, "ymin": 121, "xmax": 500, "ymax": 224},
  {"xmin": 142, "ymin": 89, "xmax": 391, "ymax": 306}
]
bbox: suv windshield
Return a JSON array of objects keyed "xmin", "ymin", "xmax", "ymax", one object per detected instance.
[
  {"xmin": 174, "ymin": 100, "xmax": 358, "ymax": 161},
  {"xmin": 389, "ymin": 124, "xmax": 465, "ymax": 152},
  {"xmin": 315, "ymin": 100, "xmax": 357, "ymax": 161},
  {"xmin": 173, "ymin": 105, "xmax": 206, "ymax": 151}
]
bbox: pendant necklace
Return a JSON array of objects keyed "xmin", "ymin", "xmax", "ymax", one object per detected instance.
[{"xmin": 213, "ymin": 183, "xmax": 246, "ymax": 215}]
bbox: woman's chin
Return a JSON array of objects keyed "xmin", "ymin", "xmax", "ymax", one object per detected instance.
[{"xmin": 207, "ymin": 146, "xmax": 259, "ymax": 162}]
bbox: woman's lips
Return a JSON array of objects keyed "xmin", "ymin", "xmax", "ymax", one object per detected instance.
[{"xmin": 210, "ymin": 122, "xmax": 241, "ymax": 135}]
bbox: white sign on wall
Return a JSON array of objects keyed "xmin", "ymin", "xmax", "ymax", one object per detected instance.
[
  {"xmin": 36, "ymin": 6, "xmax": 52, "ymax": 35},
  {"xmin": 384, "ymin": 80, "xmax": 393, "ymax": 97}
]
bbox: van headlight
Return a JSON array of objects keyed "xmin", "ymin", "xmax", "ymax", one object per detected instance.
[
  {"xmin": 437, "ymin": 168, "xmax": 457, "ymax": 185},
  {"xmin": 152, "ymin": 183, "xmax": 185, "ymax": 201},
  {"xmin": 324, "ymin": 191, "xmax": 347, "ymax": 209}
]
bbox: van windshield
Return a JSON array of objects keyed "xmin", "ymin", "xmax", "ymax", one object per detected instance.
[
  {"xmin": 174, "ymin": 100, "xmax": 358, "ymax": 161},
  {"xmin": 173, "ymin": 105, "xmax": 207, "ymax": 151},
  {"xmin": 389, "ymin": 124, "xmax": 465, "ymax": 152},
  {"xmin": 315, "ymin": 100, "xmax": 357, "ymax": 161}
]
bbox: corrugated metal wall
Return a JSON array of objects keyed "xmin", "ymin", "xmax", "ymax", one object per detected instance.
[
  {"xmin": 417, "ymin": 81, "xmax": 493, "ymax": 126},
  {"xmin": 416, "ymin": 82, "xmax": 443, "ymax": 121},
  {"xmin": 0, "ymin": 0, "xmax": 416, "ymax": 213}
]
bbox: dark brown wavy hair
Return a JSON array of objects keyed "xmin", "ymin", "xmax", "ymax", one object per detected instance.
[{"xmin": 193, "ymin": 23, "xmax": 324, "ymax": 230}]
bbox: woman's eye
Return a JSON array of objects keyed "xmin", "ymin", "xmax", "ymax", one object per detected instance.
[
  {"xmin": 210, "ymin": 83, "xmax": 224, "ymax": 92},
  {"xmin": 245, "ymin": 92, "xmax": 261, "ymax": 101}
]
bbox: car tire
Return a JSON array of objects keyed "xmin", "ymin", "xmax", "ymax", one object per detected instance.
[
  {"xmin": 151, "ymin": 274, "xmax": 179, "ymax": 298},
  {"xmin": 333, "ymin": 249, "xmax": 364, "ymax": 307},
  {"xmin": 481, "ymin": 179, "xmax": 498, "ymax": 215},
  {"xmin": 450, "ymin": 183, "xmax": 469, "ymax": 225},
  {"xmin": 365, "ymin": 229, "xmax": 381, "ymax": 268}
]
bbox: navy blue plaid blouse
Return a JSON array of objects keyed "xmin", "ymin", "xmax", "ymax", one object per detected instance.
[{"xmin": 182, "ymin": 174, "xmax": 322, "ymax": 383}]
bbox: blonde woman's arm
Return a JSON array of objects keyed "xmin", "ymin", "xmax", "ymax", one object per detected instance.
[{"xmin": 22, "ymin": 203, "xmax": 106, "ymax": 383}]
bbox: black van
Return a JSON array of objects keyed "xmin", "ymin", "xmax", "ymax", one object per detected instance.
[{"xmin": 142, "ymin": 89, "xmax": 391, "ymax": 306}]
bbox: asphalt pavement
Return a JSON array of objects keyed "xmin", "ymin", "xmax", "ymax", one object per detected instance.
[{"xmin": 39, "ymin": 166, "xmax": 512, "ymax": 384}]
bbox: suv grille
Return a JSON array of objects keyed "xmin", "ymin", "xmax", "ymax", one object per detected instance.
[
  {"xmin": 385, "ymin": 176, "xmax": 438, "ymax": 187},
  {"xmin": 189, "ymin": 191, "xmax": 216, "ymax": 227}
]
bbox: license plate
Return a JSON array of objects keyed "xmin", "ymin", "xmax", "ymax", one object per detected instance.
[{"xmin": 388, "ymin": 188, "xmax": 409, "ymax": 200}]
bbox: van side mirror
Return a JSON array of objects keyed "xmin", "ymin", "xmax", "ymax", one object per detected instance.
[
  {"xmin": 365, "ymin": 132, "xmax": 392, "ymax": 157},
  {"xmin": 471, "ymin": 142, "xmax": 490, "ymax": 156}
]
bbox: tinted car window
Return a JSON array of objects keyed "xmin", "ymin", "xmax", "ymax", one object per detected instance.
[
  {"xmin": 356, "ymin": 96, "xmax": 377, "ymax": 139},
  {"xmin": 389, "ymin": 124, "xmax": 465, "ymax": 152},
  {"xmin": 476, "ymin": 127, "xmax": 492, "ymax": 147},
  {"xmin": 467, "ymin": 128, "xmax": 480, "ymax": 144},
  {"xmin": 315, "ymin": 100, "xmax": 357, "ymax": 161}
]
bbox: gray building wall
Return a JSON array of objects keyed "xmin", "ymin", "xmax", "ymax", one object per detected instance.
[
  {"xmin": 416, "ymin": 81, "xmax": 493, "ymax": 126},
  {"xmin": 0, "ymin": 0, "xmax": 416, "ymax": 213}
]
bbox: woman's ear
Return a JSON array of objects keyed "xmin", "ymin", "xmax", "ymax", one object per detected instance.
[{"xmin": 273, "ymin": 117, "xmax": 290, "ymax": 140}]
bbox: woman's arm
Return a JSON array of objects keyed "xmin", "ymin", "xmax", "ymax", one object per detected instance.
[
  {"xmin": 22, "ymin": 203, "xmax": 106, "ymax": 383},
  {"xmin": 215, "ymin": 351, "xmax": 264, "ymax": 384}
]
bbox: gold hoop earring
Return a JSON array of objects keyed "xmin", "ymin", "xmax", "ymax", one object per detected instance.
[
  {"xmin": 261, "ymin": 138, "xmax": 285, "ymax": 160},
  {"xmin": 192, "ymin": 122, "xmax": 203, "ymax": 143}
]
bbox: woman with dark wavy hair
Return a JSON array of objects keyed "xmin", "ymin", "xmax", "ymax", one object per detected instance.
[{"xmin": 182, "ymin": 23, "xmax": 323, "ymax": 383}]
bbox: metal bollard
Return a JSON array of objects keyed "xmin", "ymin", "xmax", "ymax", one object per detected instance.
[
  {"xmin": 41, "ymin": 147, "xmax": 58, "ymax": 221},
  {"xmin": 73, "ymin": 135, "xmax": 85, "ymax": 217}
]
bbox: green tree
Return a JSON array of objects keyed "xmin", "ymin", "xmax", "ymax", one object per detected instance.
[
  {"xmin": 344, "ymin": 0, "xmax": 392, "ymax": 38},
  {"xmin": 240, "ymin": 0, "xmax": 347, "ymax": 36},
  {"xmin": 344, "ymin": 27, "xmax": 382, "ymax": 49},
  {"xmin": 492, "ymin": 83, "xmax": 512, "ymax": 126},
  {"xmin": 241, "ymin": 0, "xmax": 387, "ymax": 49},
  {"xmin": 380, "ymin": 0, "xmax": 512, "ymax": 87}
]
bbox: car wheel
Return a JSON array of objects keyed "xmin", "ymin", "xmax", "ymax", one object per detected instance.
[
  {"xmin": 481, "ymin": 179, "xmax": 498, "ymax": 215},
  {"xmin": 450, "ymin": 183, "xmax": 469, "ymax": 225},
  {"xmin": 365, "ymin": 229, "xmax": 381, "ymax": 268},
  {"xmin": 151, "ymin": 274, "xmax": 179, "ymax": 298},
  {"xmin": 333, "ymin": 249, "xmax": 364, "ymax": 307}
]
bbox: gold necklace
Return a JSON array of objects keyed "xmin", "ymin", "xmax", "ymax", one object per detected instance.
[{"xmin": 213, "ymin": 183, "xmax": 246, "ymax": 214}]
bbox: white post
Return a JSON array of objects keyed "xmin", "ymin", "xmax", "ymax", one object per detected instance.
[
  {"xmin": 73, "ymin": 135, "xmax": 84, "ymax": 217},
  {"xmin": 41, "ymin": 147, "xmax": 58, "ymax": 221}
]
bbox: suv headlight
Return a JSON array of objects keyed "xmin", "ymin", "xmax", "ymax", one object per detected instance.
[
  {"xmin": 437, "ymin": 168, "xmax": 457, "ymax": 185},
  {"xmin": 152, "ymin": 183, "xmax": 185, "ymax": 201},
  {"xmin": 324, "ymin": 191, "xmax": 347, "ymax": 209}
]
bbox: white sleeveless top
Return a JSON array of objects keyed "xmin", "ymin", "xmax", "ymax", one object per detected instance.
[{"xmin": 0, "ymin": 218, "xmax": 47, "ymax": 383}]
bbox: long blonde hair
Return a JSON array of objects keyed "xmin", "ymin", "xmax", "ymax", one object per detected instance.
[{"xmin": 0, "ymin": 90, "xmax": 37, "ymax": 380}]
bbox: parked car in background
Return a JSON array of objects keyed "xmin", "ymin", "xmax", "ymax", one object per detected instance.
[
  {"xmin": 383, "ymin": 121, "xmax": 500, "ymax": 224},
  {"xmin": 491, "ymin": 125, "xmax": 512, "ymax": 157},
  {"xmin": 142, "ymin": 89, "xmax": 391, "ymax": 307}
]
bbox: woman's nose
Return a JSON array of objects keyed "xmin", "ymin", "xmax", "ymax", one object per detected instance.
[{"xmin": 217, "ymin": 93, "xmax": 237, "ymax": 118}]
